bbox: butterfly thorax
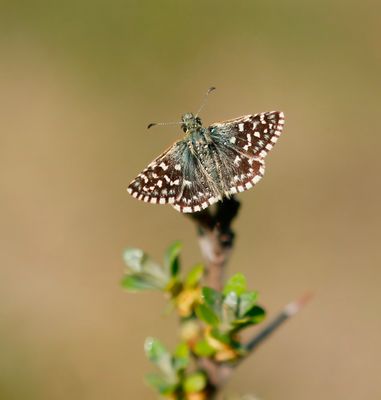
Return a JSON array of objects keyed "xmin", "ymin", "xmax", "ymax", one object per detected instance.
[
  {"xmin": 178, "ymin": 113, "xmax": 223, "ymax": 197},
  {"xmin": 181, "ymin": 112, "xmax": 213, "ymax": 150}
]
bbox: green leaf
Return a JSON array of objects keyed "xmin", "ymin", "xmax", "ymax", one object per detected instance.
[
  {"xmin": 165, "ymin": 277, "xmax": 183, "ymax": 297},
  {"xmin": 144, "ymin": 337, "xmax": 169, "ymax": 362},
  {"xmin": 123, "ymin": 248, "xmax": 145, "ymax": 272},
  {"xmin": 185, "ymin": 264, "xmax": 204, "ymax": 288},
  {"xmin": 209, "ymin": 328, "xmax": 231, "ymax": 346},
  {"xmin": 183, "ymin": 372, "xmax": 207, "ymax": 393},
  {"xmin": 164, "ymin": 241, "xmax": 182, "ymax": 277},
  {"xmin": 123, "ymin": 248, "xmax": 168, "ymax": 285},
  {"xmin": 194, "ymin": 339, "xmax": 215, "ymax": 357},
  {"xmin": 246, "ymin": 305, "xmax": 266, "ymax": 324},
  {"xmin": 121, "ymin": 274, "xmax": 164, "ymax": 292},
  {"xmin": 195, "ymin": 303, "xmax": 219, "ymax": 326},
  {"xmin": 173, "ymin": 342, "xmax": 189, "ymax": 371},
  {"xmin": 224, "ymin": 291, "xmax": 238, "ymax": 309},
  {"xmin": 233, "ymin": 305, "xmax": 266, "ymax": 330},
  {"xmin": 239, "ymin": 291, "xmax": 259, "ymax": 317},
  {"xmin": 202, "ymin": 287, "xmax": 222, "ymax": 309},
  {"xmin": 223, "ymin": 273, "xmax": 247, "ymax": 296},
  {"xmin": 145, "ymin": 373, "xmax": 177, "ymax": 395},
  {"xmin": 222, "ymin": 292, "xmax": 239, "ymax": 327},
  {"xmin": 144, "ymin": 338, "xmax": 176, "ymax": 383}
]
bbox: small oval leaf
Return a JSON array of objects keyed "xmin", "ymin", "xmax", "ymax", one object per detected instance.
[
  {"xmin": 183, "ymin": 372, "xmax": 207, "ymax": 393},
  {"xmin": 223, "ymin": 273, "xmax": 247, "ymax": 296},
  {"xmin": 196, "ymin": 303, "xmax": 220, "ymax": 326},
  {"xmin": 164, "ymin": 241, "xmax": 182, "ymax": 277}
]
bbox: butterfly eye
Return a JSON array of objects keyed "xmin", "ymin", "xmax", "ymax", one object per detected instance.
[{"xmin": 181, "ymin": 123, "xmax": 187, "ymax": 132}]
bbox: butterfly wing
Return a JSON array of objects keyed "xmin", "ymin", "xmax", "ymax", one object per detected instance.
[
  {"xmin": 209, "ymin": 111, "xmax": 284, "ymax": 196},
  {"xmin": 128, "ymin": 140, "xmax": 219, "ymax": 213},
  {"xmin": 170, "ymin": 149, "xmax": 221, "ymax": 213},
  {"xmin": 127, "ymin": 141, "xmax": 184, "ymax": 205},
  {"xmin": 128, "ymin": 111, "xmax": 285, "ymax": 212}
]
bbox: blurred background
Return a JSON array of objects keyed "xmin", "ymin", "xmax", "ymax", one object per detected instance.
[{"xmin": 1, "ymin": 1, "xmax": 380, "ymax": 399}]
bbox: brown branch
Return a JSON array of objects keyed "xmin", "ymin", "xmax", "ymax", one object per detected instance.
[
  {"xmin": 187, "ymin": 197, "xmax": 240, "ymax": 396},
  {"xmin": 188, "ymin": 197, "xmax": 240, "ymax": 291},
  {"xmin": 244, "ymin": 292, "xmax": 313, "ymax": 354}
]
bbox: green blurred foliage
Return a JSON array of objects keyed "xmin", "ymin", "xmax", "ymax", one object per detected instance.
[{"xmin": 123, "ymin": 243, "xmax": 266, "ymax": 398}]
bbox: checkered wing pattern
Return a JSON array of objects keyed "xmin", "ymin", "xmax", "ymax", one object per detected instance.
[
  {"xmin": 210, "ymin": 111, "xmax": 284, "ymax": 159},
  {"xmin": 209, "ymin": 111, "xmax": 284, "ymax": 195},
  {"xmin": 127, "ymin": 141, "xmax": 219, "ymax": 212},
  {"xmin": 127, "ymin": 143, "xmax": 183, "ymax": 205},
  {"xmin": 128, "ymin": 111, "xmax": 285, "ymax": 213}
]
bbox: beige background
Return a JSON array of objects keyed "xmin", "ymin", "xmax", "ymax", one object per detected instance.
[{"xmin": 1, "ymin": 1, "xmax": 380, "ymax": 399}]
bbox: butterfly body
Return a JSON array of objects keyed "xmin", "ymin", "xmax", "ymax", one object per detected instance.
[{"xmin": 128, "ymin": 111, "xmax": 285, "ymax": 213}]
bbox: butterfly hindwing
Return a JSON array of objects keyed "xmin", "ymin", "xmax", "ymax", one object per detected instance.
[{"xmin": 128, "ymin": 141, "xmax": 218, "ymax": 212}]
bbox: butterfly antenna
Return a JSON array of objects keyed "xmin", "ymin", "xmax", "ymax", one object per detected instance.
[
  {"xmin": 147, "ymin": 121, "xmax": 182, "ymax": 130},
  {"xmin": 195, "ymin": 86, "xmax": 216, "ymax": 117}
]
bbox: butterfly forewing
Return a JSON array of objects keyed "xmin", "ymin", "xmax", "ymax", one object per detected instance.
[
  {"xmin": 210, "ymin": 111, "xmax": 284, "ymax": 159},
  {"xmin": 127, "ymin": 143, "xmax": 183, "ymax": 205},
  {"xmin": 208, "ymin": 111, "xmax": 284, "ymax": 196}
]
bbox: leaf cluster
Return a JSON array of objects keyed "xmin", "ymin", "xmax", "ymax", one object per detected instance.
[{"xmin": 122, "ymin": 242, "xmax": 266, "ymax": 399}]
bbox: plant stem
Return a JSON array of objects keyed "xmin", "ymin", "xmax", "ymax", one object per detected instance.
[
  {"xmin": 244, "ymin": 292, "xmax": 313, "ymax": 354},
  {"xmin": 188, "ymin": 198, "xmax": 240, "ymax": 394},
  {"xmin": 189, "ymin": 197, "xmax": 240, "ymax": 291}
]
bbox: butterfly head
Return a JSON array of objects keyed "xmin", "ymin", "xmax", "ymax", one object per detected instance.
[{"xmin": 181, "ymin": 113, "xmax": 202, "ymax": 133}]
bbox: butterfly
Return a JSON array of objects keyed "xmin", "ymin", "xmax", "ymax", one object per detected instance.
[{"xmin": 128, "ymin": 104, "xmax": 284, "ymax": 213}]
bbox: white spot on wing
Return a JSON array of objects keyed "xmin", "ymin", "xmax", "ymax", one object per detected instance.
[
  {"xmin": 159, "ymin": 162, "xmax": 168, "ymax": 171},
  {"xmin": 253, "ymin": 175, "xmax": 262, "ymax": 184}
]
